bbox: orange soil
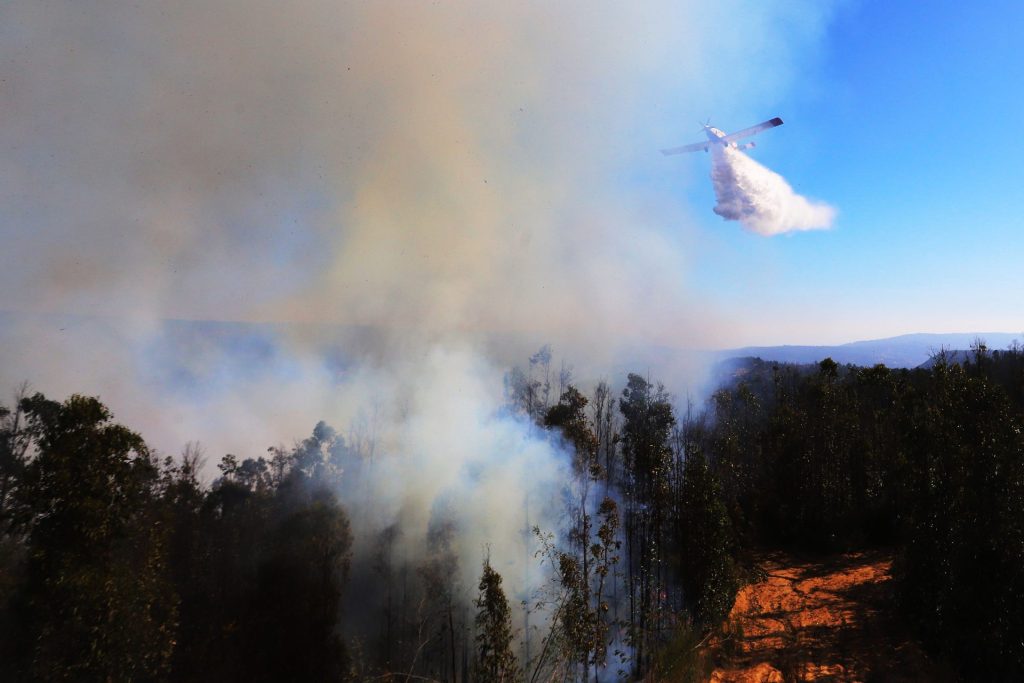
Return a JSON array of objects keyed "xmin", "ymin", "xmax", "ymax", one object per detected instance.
[{"xmin": 707, "ymin": 551, "xmax": 947, "ymax": 682}]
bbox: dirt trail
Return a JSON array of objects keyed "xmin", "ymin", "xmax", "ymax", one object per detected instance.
[{"xmin": 707, "ymin": 551, "xmax": 945, "ymax": 682}]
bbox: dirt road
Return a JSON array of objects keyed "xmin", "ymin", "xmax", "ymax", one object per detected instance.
[{"xmin": 707, "ymin": 551, "xmax": 946, "ymax": 682}]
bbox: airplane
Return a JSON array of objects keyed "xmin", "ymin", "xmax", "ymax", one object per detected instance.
[{"xmin": 660, "ymin": 117, "xmax": 783, "ymax": 155}]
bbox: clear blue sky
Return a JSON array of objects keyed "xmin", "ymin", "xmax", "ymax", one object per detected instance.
[{"xmin": 682, "ymin": 0, "xmax": 1024, "ymax": 345}]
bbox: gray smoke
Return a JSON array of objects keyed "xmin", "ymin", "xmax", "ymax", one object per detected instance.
[
  {"xmin": 711, "ymin": 146, "xmax": 836, "ymax": 235},
  {"xmin": 0, "ymin": 0, "xmax": 839, "ymax": 665}
]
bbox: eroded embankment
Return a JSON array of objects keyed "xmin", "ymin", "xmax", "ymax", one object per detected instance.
[{"xmin": 707, "ymin": 552, "xmax": 946, "ymax": 682}]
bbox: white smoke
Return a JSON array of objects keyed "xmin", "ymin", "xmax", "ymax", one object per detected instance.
[
  {"xmin": 710, "ymin": 146, "xmax": 836, "ymax": 236},
  {"xmin": 0, "ymin": 0, "xmax": 837, "ymax": 507},
  {"xmin": 325, "ymin": 344, "xmax": 572, "ymax": 626},
  {"xmin": 0, "ymin": 0, "xmax": 840, "ymax": 668}
]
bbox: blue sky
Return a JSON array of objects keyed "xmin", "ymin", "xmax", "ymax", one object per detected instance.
[{"xmin": 680, "ymin": 0, "xmax": 1024, "ymax": 345}]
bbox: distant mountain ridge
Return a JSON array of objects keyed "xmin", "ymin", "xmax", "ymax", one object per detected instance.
[
  {"xmin": 721, "ymin": 332, "xmax": 1022, "ymax": 369},
  {"xmin": 1, "ymin": 312, "xmax": 1019, "ymax": 378}
]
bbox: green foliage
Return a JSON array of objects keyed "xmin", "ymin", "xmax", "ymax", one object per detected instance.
[
  {"xmin": 895, "ymin": 360, "xmax": 1024, "ymax": 675},
  {"xmin": 12, "ymin": 393, "xmax": 177, "ymax": 680},
  {"xmin": 678, "ymin": 451, "xmax": 737, "ymax": 625},
  {"xmin": 536, "ymin": 498, "xmax": 622, "ymax": 680},
  {"xmin": 170, "ymin": 426, "xmax": 354, "ymax": 681},
  {"xmin": 701, "ymin": 352, "xmax": 1024, "ymax": 678},
  {"xmin": 3, "ymin": 342, "xmax": 1021, "ymax": 680},
  {"xmin": 245, "ymin": 489, "xmax": 353, "ymax": 680},
  {"xmin": 618, "ymin": 374, "xmax": 676, "ymax": 673},
  {"xmin": 0, "ymin": 395, "xmax": 355, "ymax": 681},
  {"xmin": 474, "ymin": 557, "xmax": 520, "ymax": 682},
  {"xmin": 544, "ymin": 385, "xmax": 599, "ymax": 478},
  {"xmin": 619, "ymin": 374, "xmax": 676, "ymax": 504}
]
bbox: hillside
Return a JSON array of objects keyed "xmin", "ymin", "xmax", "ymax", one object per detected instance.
[{"xmin": 722, "ymin": 332, "xmax": 1021, "ymax": 368}]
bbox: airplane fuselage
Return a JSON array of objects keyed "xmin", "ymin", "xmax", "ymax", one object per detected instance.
[
  {"xmin": 705, "ymin": 126, "xmax": 727, "ymax": 141},
  {"xmin": 660, "ymin": 117, "xmax": 782, "ymax": 157},
  {"xmin": 704, "ymin": 126, "xmax": 748, "ymax": 152}
]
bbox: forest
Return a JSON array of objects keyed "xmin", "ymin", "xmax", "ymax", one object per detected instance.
[{"xmin": 0, "ymin": 342, "xmax": 1022, "ymax": 681}]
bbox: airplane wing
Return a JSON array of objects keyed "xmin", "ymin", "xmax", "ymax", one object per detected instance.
[
  {"xmin": 721, "ymin": 117, "xmax": 783, "ymax": 144},
  {"xmin": 660, "ymin": 141, "xmax": 709, "ymax": 156}
]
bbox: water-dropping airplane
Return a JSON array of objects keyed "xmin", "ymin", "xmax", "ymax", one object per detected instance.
[{"xmin": 660, "ymin": 117, "xmax": 783, "ymax": 155}]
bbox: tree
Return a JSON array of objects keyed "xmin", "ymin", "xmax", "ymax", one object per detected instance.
[
  {"xmin": 590, "ymin": 381, "xmax": 618, "ymax": 495},
  {"xmin": 244, "ymin": 487, "xmax": 353, "ymax": 681},
  {"xmin": 618, "ymin": 374, "xmax": 675, "ymax": 673},
  {"xmin": 164, "ymin": 420, "xmax": 355, "ymax": 682},
  {"xmin": 896, "ymin": 360, "xmax": 1024, "ymax": 675},
  {"xmin": 504, "ymin": 346, "xmax": 557, "ymax": 425},
  {"xmin": 677, "ymin": 451, "xmax": 737, "ymax": 625},
  {"xmin": 0, "ymin": 386, "xmax": 31, "ymax": 535},
  {"xmin": 474, "ymin": 556, "xmax": 519, "ymax": 682},
  {"xmin": 544, "ymin": 386, "xmax": 599, "ymax": 635},
  {"xmin": 545, "ymin": 387, "xmax": 625, "ymax": 679},
  {"xmin": 0, "ymin": 391, "xmax": 31, "ymax": 671},
  {"xmin": 12, "ymin": 393, "xmax": 177, "ymax": 680}
]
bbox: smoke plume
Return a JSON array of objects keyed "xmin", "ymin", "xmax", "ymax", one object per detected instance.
[
  {"xmin": 711, "ymin": 147, "xmax": 836, "ymax": 235},
  {"xmin": 0, "ymin": 0, "xmax": 837, "ymax": 472},
  {"xmin": 0, "ymin": 0, "xmax": 838, "ymax": 665}
]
